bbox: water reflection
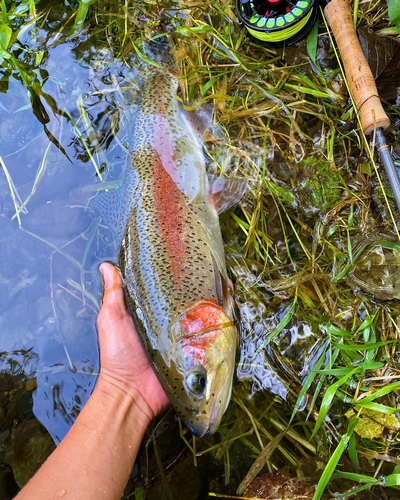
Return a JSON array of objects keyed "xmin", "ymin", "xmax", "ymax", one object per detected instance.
[
  {"xmin": 0, "ymin": 349, "xmax": 55, "ymax": 495},
  {"xmin": 237, "ymin": 296, "xmax": 325, "ymax": 400},
  {"xmin": 0, "ymin": 2, "xmax": 119, "ymax": 449},
  {"xmin": 0, "ymin": 0, "xmax": 351, "ymax": 496}
]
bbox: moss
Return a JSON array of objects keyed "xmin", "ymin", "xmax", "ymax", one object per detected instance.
[{"xmin": 299, "ymin": 156, "xmax": 343, "ymax": 213}]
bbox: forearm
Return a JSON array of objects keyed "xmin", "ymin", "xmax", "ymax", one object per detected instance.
[{"xmin": 16, "ymin": 375, "xmax": 150, "ymax": 500}]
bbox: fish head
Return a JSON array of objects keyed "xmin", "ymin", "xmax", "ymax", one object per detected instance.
[{"xmin": 167, "ymin": 300, "xmax": 237, "ymax": 437}]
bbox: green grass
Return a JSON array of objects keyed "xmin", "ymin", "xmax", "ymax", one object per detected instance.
[{"xmin": 2, "ymin": 0, "xmax": 400, "ymax": 498}]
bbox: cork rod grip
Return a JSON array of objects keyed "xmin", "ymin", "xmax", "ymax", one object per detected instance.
[{"xmin": 324, "ymin": 0, "xmax": 390, "ymax": 135}]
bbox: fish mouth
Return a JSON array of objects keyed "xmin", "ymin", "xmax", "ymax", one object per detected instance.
[
  {"xmin": 185, "ymin": 360, "xmax": 231, "ymax": 438},
  {"xmin": 207, "ymin": 360, "xmax": 230, "ymax": 435}
]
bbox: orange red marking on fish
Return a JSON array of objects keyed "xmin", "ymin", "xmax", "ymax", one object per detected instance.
[{"xmin": 152, "ymin": 150, "xmax": 186, "ymax": 285}]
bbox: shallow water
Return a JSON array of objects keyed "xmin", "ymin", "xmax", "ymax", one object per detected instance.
[
  {"xmin": 0, "ymin": 2, "xmax": 316, "ymax": 491},
  {"xmin": 1, "ymin": 0, "xmax": 400, "ymax": 498},
  {"xmin": 0, "ymin": 36, "xmax": 102, "ymax": 445},
  {"xmin": 0, "ymin": 5, "xmax": 129, "ymax": 490}
]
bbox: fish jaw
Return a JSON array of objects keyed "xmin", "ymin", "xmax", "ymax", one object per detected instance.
[
  {"xmin": 193, "ymin": 359, "xmax": 234, "ymax": 438},
  {"xmin": 167, "ymin": 300, "xmax": 237, "ymax": 437}
]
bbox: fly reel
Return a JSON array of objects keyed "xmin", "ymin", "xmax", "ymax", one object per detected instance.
[{"xmin": 236, "ymin": 0, "xmax": 318, "ymax": 45}]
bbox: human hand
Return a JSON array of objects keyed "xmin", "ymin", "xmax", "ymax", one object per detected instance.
[{"xmin": 97, "ymin": 262, "xmax": 170, "ymax": 424}]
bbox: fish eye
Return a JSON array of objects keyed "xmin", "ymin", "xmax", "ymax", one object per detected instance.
[{"xmin": 186, "ymin": 371, "xmax": 206, "ymax": 396}]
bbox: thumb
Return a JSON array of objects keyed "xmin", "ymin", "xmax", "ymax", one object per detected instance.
[{"xmin": 98, "ymin": 262, "xmax": 128, "ymax": 327}]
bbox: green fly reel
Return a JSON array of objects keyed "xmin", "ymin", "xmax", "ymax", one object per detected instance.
[{"xmin": 237, "ymin": 0, "xmax": 318, "ymax": 45}]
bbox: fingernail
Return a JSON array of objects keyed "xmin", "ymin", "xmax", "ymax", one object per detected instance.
[
  {"xmin": 99, "ymin": 264, "xmax": 106, "ymax": 306},
  {"xmin": 100, "ymin": 263, "xmax": 124, "ymax": 300}
]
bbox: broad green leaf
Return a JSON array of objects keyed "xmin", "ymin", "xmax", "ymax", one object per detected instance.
[
  {"xmin": 356, "ymin": 313, "xmax": 376, "ymax": 332},
  {"xmin": 284, "ymin": 83, "xmax": 331, "ymax": 99},
  {"xmin": 311, "ymin": 367, "xmax": 360, "ymax": 439},
  {"xmin": 295, "ymin": 72, "xmax": 321, "ymax": 92},
  {"xmin": 317, "ymin": 367, "xmax": 355, "ymax": 377},
  {"xmin": 307, "ymin": 347, "xmax": 340, "ymax": 420},
  {"xmin": 298, "ymin": 287, "xmax": 316, "ymax": 309},
  {"xmin": 200, "ymin": 71, "xmax": 230, "ymax": 97},
  {"xmin": 348, "ymin": 434, "xmax": 360, "ymax": 469},
  {"xmin": 0, "ymin": 47, "xmax": 11, "ymax": 59},
  {"xmin": 389, "ymin": 0, "xmax": 400, "ymax": 34},
  {"xmin": 359, "ymin": 361, "xmax": 384, "ymax": 372},
  {"xmin": 131, "ymin": 42, "xmax": 163, "ymax": 69},
  {"xmin": 0, "ymin": 23, "xmax": 11, "ymax": 51},
  {"xmin": 313, "ymin": 418, "xmax": 359, "ymax": 500},
  {"xmin": 321, "ymin": 322, "xmax": 352, "ymax": 338},
  {"xmin": 332, "ymin": 471, "xmax": 377, "ymax": 484},
  {"xmin": 71, "ymin": 0, "xmax": 97, "ymax": 33},
  {"xmin": 384, "ymin": 474, "xmax": 400, "ymax": 487},
  {"xmin": 378, "ymin": 239, "xmax": 400, "ymax": 251},
  {"xmin": 332, "ymin": 243, "xmax": 369, "ymax": 281},
  {"xmin": 330, "ymin": 483, "xmax": 377, "ymax": 498},
  {"xmin": 306, "ymin": 17, "xmax": 319, "ymax": 65},
  {"xmin": 332, "ymin": 340, "xmax": 394, "ymax": 351},
  {"xmin": 1, "ymin": 0, "xmax": 6, "ymax": 24},
  {"xmin": 265, "ymin": 179, "xmax": 295, "ymax": 204},
  {"xmin": 176, "ymin": 24, "xmax": 213, "ymax": 36},
  {"xmin": 353, "ymin": 381, "xmax": 400, "ymax": 404}
]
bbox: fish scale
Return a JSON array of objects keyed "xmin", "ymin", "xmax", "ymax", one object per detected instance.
[
  {"xmin": 96, "ymin": 42, "xmax": 246, "ymax": 436},
  {"xmin": 120, "ymin": 73, "xmax": 221, "ymax": 339}
]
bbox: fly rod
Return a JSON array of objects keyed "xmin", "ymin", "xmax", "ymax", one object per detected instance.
[
  {"xmin": 237, "ymin": 0, "xmax": 400, "ymax": 213},
  {"xmin": 324, "ymin": 0, "xmax": 400, "ymax": 213}
]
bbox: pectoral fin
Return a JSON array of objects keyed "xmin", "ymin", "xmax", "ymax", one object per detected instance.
[
  {"xmin": 211, "ymin": 253, "xmax": 230, "ymax": 311},
  {"xmin": 209, "ymin": 177, "xmax": 248, "ymax": 214}
]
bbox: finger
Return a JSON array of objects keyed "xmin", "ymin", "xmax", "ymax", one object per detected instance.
[{"xmin": 98, "ymin": 262, "xmax": 128, "ymax": 325}]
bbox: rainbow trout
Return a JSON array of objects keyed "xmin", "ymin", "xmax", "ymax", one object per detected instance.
[{"xmin": 95, "ymin": 43, "xmax": 247, "ymax": 437}]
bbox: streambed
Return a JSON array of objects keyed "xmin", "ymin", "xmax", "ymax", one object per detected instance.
[{"xmin": 1, "ymin": 1, "xmax": 400, "ymax": 499}]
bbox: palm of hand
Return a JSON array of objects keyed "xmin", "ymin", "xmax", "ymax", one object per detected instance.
[{"xmin": 97, "ymin": 263, "xmax": 170, "ymax": 420}]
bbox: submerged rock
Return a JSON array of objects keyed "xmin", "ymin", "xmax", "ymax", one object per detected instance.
[
  {"xmin": 244, "ymin": 469, "xmax": 316, "ymax": 499},
  {"xmin": 9, "ymin": 419, "xmax": 55, "ymax": 488},
  {"xmin": 0, "ymin": 465, "xmax": 19, "ymax": 500}
]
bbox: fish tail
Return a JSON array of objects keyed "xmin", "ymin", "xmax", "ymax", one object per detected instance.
[{"xmin": 143, "ymin": 36, "xmax": 177, "ymax": 72}]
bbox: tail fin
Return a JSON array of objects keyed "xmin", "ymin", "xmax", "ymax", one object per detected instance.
[{"xmin": 142, "ymin": 36, "xmax": 177, "ymax": 72}]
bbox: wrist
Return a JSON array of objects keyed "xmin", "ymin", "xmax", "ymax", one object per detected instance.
[{"xmin": 95, "ymin": 373, "xmax": 152, "ymax": 433}]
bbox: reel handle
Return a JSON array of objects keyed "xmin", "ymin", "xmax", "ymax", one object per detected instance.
[{"xmin": 324, "ymin": 0, "xmax": 390, "ymax": 135}]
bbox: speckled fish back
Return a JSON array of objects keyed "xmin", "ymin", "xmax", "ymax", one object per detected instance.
[{"xmin": 119, "ymin": 69, "xmax": 227, "ymax": 357}]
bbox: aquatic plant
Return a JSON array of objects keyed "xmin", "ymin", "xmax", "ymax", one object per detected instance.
[{"xmin": 1, "ymin": 0, "xmax": 400, "ymax": 498}]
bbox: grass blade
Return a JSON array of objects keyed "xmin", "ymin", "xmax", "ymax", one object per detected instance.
[
  {"xmin": 256, "ymin": 290, "xmax": 298, "ymax": 353},
  {"xmin": 313, "ymin": 417, "xmax": 359, "ymax": 500},
  {"xmin": 311, "ymin": 367, "xmax": 360, "ymax": 439}
]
